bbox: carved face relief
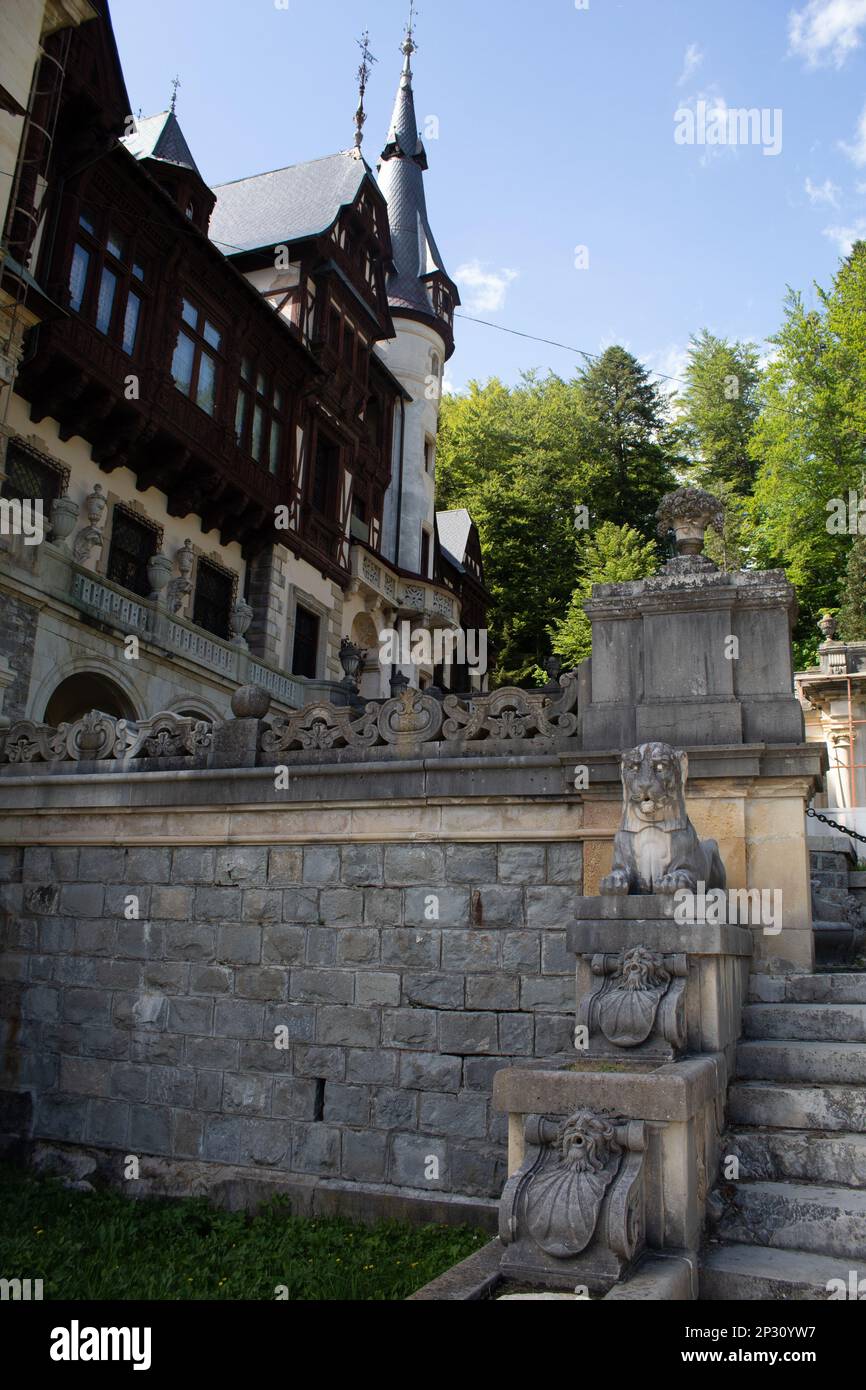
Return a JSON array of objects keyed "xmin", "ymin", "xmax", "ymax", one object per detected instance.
[
  {"xmin": 559, "ymin": 1110, "xmax": 617, "ymax": 1173},
  {"xmin": 621, "ymin": 742, "xmax": 687, "ymax": 828},
  {"xmin": 618, "ymin": 945, "xmax": 668, "ymax": 992}
]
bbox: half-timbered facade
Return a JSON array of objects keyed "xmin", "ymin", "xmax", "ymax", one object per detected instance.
[{"xmin": 0, "ymin": 0, "xmax": 487, "ymax": 726}]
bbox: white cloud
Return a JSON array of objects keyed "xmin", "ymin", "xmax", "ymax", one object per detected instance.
[
  {"xmin": 805, "ymin": 175, "xmax": 841, "ymax": 204},
  {"xmin": 823, "ymin": 217, "xmax": 866, "ymax": 252},
  {"xmin": 789, "ymin": 0, "xmax": 866, "ymax": 68},
  {"xmin": 455, "ymin": 261, "xmax": 518, "ymax": 314},
  {"xmin": 646, "ymin": 344, "xmax": 690, "ymax": 401},
  {"xmin": 840, "ymin": 100, "xmax": 866, "ymax": 164},
  {"xmin": 677, "ymin": 42, "xmax": 704, "ymax": 86}
]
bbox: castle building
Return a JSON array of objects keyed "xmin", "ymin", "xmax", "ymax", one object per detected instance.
[{"xmin": 0, "ymin": 0, "xmax": 487, "ymax": 727}]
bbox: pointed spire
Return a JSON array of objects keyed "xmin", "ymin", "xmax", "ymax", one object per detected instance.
[
  {"xmin": 376, "ymin": 8, "xmax": 460, "ymax": 354},
  {"xmin": 381, "ymin": 4, "xmax": 426, "ymax": 167}
]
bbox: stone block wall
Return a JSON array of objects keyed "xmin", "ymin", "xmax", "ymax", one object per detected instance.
[{"xmin": 0, "ymin": 838, "xmax": 581, "ymax": 1202}]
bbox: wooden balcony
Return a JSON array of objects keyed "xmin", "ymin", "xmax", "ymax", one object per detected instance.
[{"xmin": 17, "ymin": 315, "xmax": 283, "ymax": 554}]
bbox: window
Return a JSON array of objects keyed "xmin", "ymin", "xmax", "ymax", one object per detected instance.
[
  {"xmin": 420, "ymin": 528, "xmax": 431, "ymax": 578},
  {"xmin": 350, "ymin": 492, "xmax": 369, "ymax": 542},
  {"xmin": 1, "ymin": 443, "xmax": 66, "ymax": 507},
  {"xmin": 106, "ymin": 508, "xmax": 159, "ymax": 598},
  {"xmin": 172, "ymin": 298, "xmax": 222, "ymax": 416},
  {"xmin": 192, "ymin": 558, "xmax": 234, "ymax": 638},
  {"xmin": 424, "ymin": 438, "xmax": 435, "ymax": 475},
  {"xmin": 234, "ymin": 359, "xmax": 289, "ymax": 475},
  {"xmin": 292, "ymin": 605, "xmax": 320, "ymax": 679},
  {"xmin": 67, "ymin": 209, "xmax": 145, "ymax": 355},
  {"xmin": 311, "ymin": 431, "xmax": 340, "ymax": 516}
]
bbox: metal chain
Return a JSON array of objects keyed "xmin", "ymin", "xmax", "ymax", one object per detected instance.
[{"xmin": 806, "ymin": 804, "xmax": 866, "ymax": 845}]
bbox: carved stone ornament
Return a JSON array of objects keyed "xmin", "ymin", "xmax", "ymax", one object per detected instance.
[
  {"xmin": 72, "ymin": 525, "xmax": 104, "ymax": 565},
  {"xmin": 600, "ymin": 742, "xmax": 726, "ymax": 896},
  {"xmin": 0, "ymin": 710, "xmax": 212, "ymax": 764},
  {"xmin": 230, "ymin": 600, "xmax": 254, "ymax": 646},
  {"xmin": 231, "ymin": 684, "xmax": 271, "ymax": 720},
  {"xmin": 147, "ymin": 551, "xmax": 173, "ymax": 600},
  {"xmin": 577, "ymin": 945, "xmax": 688, "ymax": 1051},
  {"xmin": 499, "ymin": 1109, "xmax": 646, "ymax": 1288},
  {"xmin": 259, "ymin": 674, "xmax": 579, "ymax": 757},
  {"xmin": 49, "ymin": 495, "xmax": 79, "ymax": 547},
  {"xmin": 656, "ymin": 486, "xmax": 724, "ymax": 556}
]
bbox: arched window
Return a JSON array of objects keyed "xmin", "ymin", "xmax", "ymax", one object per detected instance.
[{"xmin": 43, "ymin": 673, "xmax": 137, "ymax": 726}]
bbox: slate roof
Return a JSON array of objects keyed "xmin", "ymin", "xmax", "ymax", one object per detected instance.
[
  {"xmin": 208, "ymin": 152, "xmax": 373, "ymax": 256},
  {"xmin": 377, "ymin": 46, "xmax": 458, "ymax": 331},
  {"xmin": 122, "ymin": 110, "xmax": 201, "ymax": 175}
]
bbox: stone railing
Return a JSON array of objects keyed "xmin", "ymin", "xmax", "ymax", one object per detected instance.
[
  {"xmin": 260, "ymin": 674, "xmax": 579, "ymax": 755},
  {"xmin": 70, "ymin": 568, "xmax": 306, "ymax": 701},
  {"xmin": 1, "ymin": 710, "xmax": 212, "ymax": 764},
  {"xmin": 0, "ymin": 673, "xmax": 580, "ymax": 769},
  {"xmin": 349, "ymin": 544, "xmax": 459, "ymax": 626}
]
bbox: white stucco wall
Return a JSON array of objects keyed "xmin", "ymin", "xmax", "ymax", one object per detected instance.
[{"xmin": 376, "ymin": 318, "xmax": 444, "ymax": 575}]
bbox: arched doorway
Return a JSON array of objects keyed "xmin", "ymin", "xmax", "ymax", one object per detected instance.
[{"xmin": 43, "ymin": 673, "xmax": 138, "ymax": 726}]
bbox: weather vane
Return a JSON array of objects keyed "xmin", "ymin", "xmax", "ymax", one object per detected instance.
[
  {"xmin": 353, "ymin": 30, "xmax": 377, "ymax": 153},
  {"xmin": 404, "ymin": 1, "xmax": 418, "ymax": 56},
  {"xmin": 170, "ymin": 75, "xmax": 181, "ymax": 114}
]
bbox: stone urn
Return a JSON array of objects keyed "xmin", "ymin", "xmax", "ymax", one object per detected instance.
[
  {"xmin": 176, "ymin": 538, "xmax": 194, "ymax": 578},
  {"xmin": 83, "ymin": 484, "xmax": 107, "ymax": 528},
  {"xmin": 818, "ymin": 612, "xmax": 838, "ymax": 641},
  {"xmin": 231, "ymin": 683, "xmax": 270, "ymax": 720},
  {"xmin": 147, "ymin": 550, "xmax": 173, "ymax": 601},
  {"xmin": 49, "ymin": 495, "xmax": 79, "ymax": 547},
  {"xmin": 656, "ymin": 487, "xmax": 724, "ymax": 558},
  {"xmin": 229, "ymin": 599, "xmax": 254, "ymax": 647}
]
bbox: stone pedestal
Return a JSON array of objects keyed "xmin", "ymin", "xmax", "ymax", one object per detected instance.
[
  {"xmin": 569, "ymin": 896, "xmax": 752, "ymax": 1064},
  {"xmin": 491, "ymin": 890, "xmax": 752, "ymax": 1296},
  {"xmin": 495, "ymin": 1053, "xmax": 726, "ymax": 1293}
]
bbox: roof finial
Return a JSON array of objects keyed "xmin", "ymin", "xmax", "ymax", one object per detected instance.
[
  {"xmin": 170, "ymin": 74, "xmax": 181, "ymax": 114},
  {"xmin": 402, "ymin": 1, "xmax": 417, "ymax": 73},
  {"xmin": 353, "ymin": 29, "xmax": 377, "ymax": 154}
]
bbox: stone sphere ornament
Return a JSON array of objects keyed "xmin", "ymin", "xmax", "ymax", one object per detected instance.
[{"xmin": 231, "ymin": 684, "xmax": 271, "ymax": 720}]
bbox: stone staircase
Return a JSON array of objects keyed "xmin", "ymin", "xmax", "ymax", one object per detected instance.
[{"xmin": 701, "ymin": 972, "xmax": 866, "ymax": 1299}]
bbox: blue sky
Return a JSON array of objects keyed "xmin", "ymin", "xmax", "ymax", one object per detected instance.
[{"xmin": 109, "ymin": 0, "xmax": 866, "ymax": 395}]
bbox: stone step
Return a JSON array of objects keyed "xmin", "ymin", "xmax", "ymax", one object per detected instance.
[
  {"xmin": 811, "ymin": 869, "xmax": 849, "ymax": 890},
  {"xmin": 712, "ymin": 1180, "xmax": 866, "ymax": 1260},
  {"xmin": 700, "ymin": 1242, "xmax": 866, "ymax": 1300},
  {"xmin": 726, "ymin": 1127, "xmax": 866, "ymax": 1185},
  {"xmin": 748, "ymin": 972, "xmax": 866, "ymax": 1004},
  {"xmin": 737, "ymin": 1039, "xmax": 866, "ymax": 1085},
  {"xmin": 743, "ymin": 1002, "xmax": 866, "ymax": 1042},
  {"xmin": 728, "ymin": 1081, "xmax": 866, "ymax": 1133}
]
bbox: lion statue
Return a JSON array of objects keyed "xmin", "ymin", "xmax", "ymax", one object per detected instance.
[{"xmin": 600, "ymin": 742, "xmax": 726, "ymax": 895}]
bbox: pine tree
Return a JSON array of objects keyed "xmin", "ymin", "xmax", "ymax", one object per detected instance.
[
  {"xmin": 549, "ymin": 522, "xmax": 659, "ymax": 668},
  {"xmin": 839, "ymin": 536, "xmax": 866, "ymax": 641}
]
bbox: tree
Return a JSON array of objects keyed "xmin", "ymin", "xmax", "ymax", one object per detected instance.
[
  {"xmin": 839, "ymin": 536, "xmax": 866, "ymax": 641},
  {"xmin": 436, "ymin": 352, "xmax": 679, "ymax": 685},
  {"xmin": 575, "ymin": 347, "xmax": 678, "ymax": 533},
  {"xmin": 748, "ymin": 255, "xmax": 866, "ymax": 663},
  {"xmin": 678, "ymin": 330, "xmax": 762, "ymax": 493},
  {"xmin": 549, "ymin": 522, "xmax": 659, "ymax": 668}
]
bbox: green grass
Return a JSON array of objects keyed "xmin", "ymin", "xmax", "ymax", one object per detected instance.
[{"xmin": 0, "ymin": 1164, "xmax": 485, "ymax": 1300}]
